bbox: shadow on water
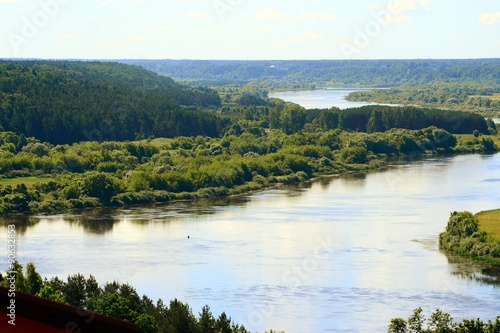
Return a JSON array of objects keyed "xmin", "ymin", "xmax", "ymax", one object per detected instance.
[
  {"xmin": 0, "ymin": 215, "xmax": 39, "ymax": 236},
  {"xmin": 0, "ymin": 194, "xmax": 254, "ymax": 235},
  {"xmin": 443, "ymin": 251, "xmax": 500, "ymax": 287}
]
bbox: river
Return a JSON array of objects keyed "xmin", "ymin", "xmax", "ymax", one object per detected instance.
[
  {"xmin": 268, "ymin": 88, "xmax": 399, "ymax": 110},
  {"xmin": 1, "ymin": 154, "xmax": 500, "ymax": 332}
]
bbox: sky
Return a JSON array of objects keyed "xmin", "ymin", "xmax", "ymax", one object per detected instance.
[{"xmin": 0, "ymin": 0, "xmax": 499, "ymax": 60}]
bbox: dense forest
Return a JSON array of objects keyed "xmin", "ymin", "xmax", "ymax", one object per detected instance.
[
  {"xmin": 0, "ymin": 125, "xmax": 497, "ymax": 215},
  {"xmin": 122, "ymin": 59, "xmax": 500, "ymax": 88},
  {"xmin": 0, "ymin": 61, "xmax": 496, "ymax": 146},
  {"xmin": 122, "ymin": 59, "xmax": 500, "ymax": 115},
  {"xmin": 347, "ymin": 82, "xmax": 500, "ymax": 115},
  {"xmin": 0, "ymin": 61, "xmax": 222, "ymax": 144}
]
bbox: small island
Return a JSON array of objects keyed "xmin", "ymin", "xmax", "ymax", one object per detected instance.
[{"xmin": 440, "ymin": 210, "xmax": 500, "ymax": 266}]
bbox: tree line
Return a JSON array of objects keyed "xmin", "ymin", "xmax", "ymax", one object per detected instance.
[
  {"xmin": 0, "ymin": 262, "xmax": 269, "ymax": 333},
  {"xmin": 0, "ymin": 125, "xmax": 496, "ymax": 215},
  {"xmin": 388, "ymin": 307, "xmax": 500, "ymax": 333},
  {"xmin": 0, "ymin": 61, "xmax": 496, "ymax": 146},
  {"xmin": 0, "ymin": 61, "xmax": 222, "ymax": 144},
  {"xmin": 1, "ymin": 262, "xmax": 498, "ymax": 333},
  {"xmin": 122, "ymin": 59, "xmax": 500, "ymax": 89},
  {"xmin": 346, "ymin": 82, "xmax": 500, "ymax": 114}
]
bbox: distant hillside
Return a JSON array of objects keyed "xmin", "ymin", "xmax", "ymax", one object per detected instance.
[
  {"xmin": 122, "ymin": 59, "xmax": 500, "ymax": 88},
  {"xmin": 0, "ymin": 61, "xmax": 222, "ymax": 144}
]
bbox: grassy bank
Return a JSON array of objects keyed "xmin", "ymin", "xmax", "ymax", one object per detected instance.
[
  {"xmin": 440, "ymin": 211, "xmax": 500, "ymax": 266},
  {"xmin": 477, "ymin": 209, "xmax": 500, "ymax": 241}
]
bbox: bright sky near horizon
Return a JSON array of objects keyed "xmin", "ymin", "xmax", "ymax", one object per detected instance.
[{"xmin": 0, "ymin": 0, "xmax": 499, "ymax": 60}]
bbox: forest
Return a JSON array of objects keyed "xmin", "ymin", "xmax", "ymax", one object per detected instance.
[
  {"xmin": 122, "ymin": 59, "xmax": 500, "ymax": 88},
  {"xmin": 122, "ymin": 59, "xmax": 500, "ymax": 116},
  {"xmin": 0, "ymin": 60, "xmax": 498, "ymax": 215},
  {"xmin": 346, "ymin": 83, "xmax": 500, "ymax": 115},
  {"xmin": 0, "ymin": 124, "xmax": 497, "ymax": 215},
  {"xmin": 0, "ymin": 61, "xmax": 223, "ymax": 144}
]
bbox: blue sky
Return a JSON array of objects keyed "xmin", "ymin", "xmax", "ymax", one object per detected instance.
[{"xmin": 0, "ymin": 0, "xmax": 499, "ymax": 60}]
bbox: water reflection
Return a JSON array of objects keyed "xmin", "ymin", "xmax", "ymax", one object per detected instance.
[
  {"xmin": 444, "ymin": 253, "xmax": 500, "ymax": 287},
  {"xmin": 0, "ymin": 215, "xmax": 39, "ymax": 236}
]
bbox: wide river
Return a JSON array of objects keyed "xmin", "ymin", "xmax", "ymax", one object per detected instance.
[
  {"xmin": 1, "ymin": 154, "xmax": 500, "ymax": 332},
  {"xmin": 268, "ymin": 88, "xmax": 398, "ymax": 109},
  {"xmin": 1, "ymin": 90, "xmax": 500, "ymax": 332}
]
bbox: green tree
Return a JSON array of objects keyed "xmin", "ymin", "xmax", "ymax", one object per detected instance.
[
  {"xmin": 79, "ymin": 172, "xmax": 123, "ymax": 203},
  {"xmin": 136, "ymin": 313, "xmax": 158, "ymax": 333},
  {"xmin": 94, "ymin": 293, "xmax": 138, "ymax": 322},
  {"xmin": 366, "ymin": 110, "xmax": 385, "ymax": 133},
  {"xmin": 63, "ymin": 273, "xmax": 87, "ymax": 306},
  {"xmin": 25, "ymin": 262, "xmax": 43, "ymax": 295},
  {"xmin": 215, "ymin": 312, "xmax": 232, "ymax": 333},
  {"xmin": 198, "ymin": 305, "xmax": 216, "ymax": 333}
]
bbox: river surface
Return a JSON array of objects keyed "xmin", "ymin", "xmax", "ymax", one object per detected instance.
[
  {"xmin": 269, "ymin": 88, "xmax": 399, "ymax": 110},
  {"xmin": 1, "ymin": 154, "xmax": 500, "ymax": 332}
]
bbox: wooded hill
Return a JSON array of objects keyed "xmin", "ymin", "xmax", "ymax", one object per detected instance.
[
  {"xmin": 0, "ymin": 61, "xmax": 222, "ymax": 144},
  {"xmin": 122, "ymin": 59, "xmax": 500, "ymax": 88}
]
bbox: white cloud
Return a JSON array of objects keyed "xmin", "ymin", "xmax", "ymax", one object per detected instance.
[
  {"xmin": 277, "ymin": 31, "xmax": 325, "ymax": 49},
  {"xmin": 0, "ymin": 0, "xmax": 21, "ymax": 3},
  {"xmin": 480, "ymin": 12, "xmax": 500, "ymax": 25},
  {"xmin": 297, "ymin": 11, "xmax": 336, "ymax": 21},
  {"xmin": 367, "ymin": 0, "xmax": 429, "ymax": 23},
  {"xmin": 59, "ymin": 32, "xmax": 85, "ymax": 42},
  {"xmin": 186, "ymin": 10, "xmax": 211, "ymax": 19},
  {"xmin": 254, "ymin": 8, "xmax": 286, "ymax": 20},
  {"xmin": 399, "ymin": 0, "xmax": 430, "ymax": 12},
  {"xmin": 260, "ymin": 24, "xmax": 275, "ymax": 32}
]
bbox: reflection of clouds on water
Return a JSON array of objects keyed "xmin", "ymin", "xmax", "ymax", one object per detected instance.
[{"xmin": 483, "ymin": 178, "xmax": 500, "ymax": 182}]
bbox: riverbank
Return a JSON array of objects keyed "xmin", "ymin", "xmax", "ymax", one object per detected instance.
[
  {"xmin": 440, "ymin": 211, "xmax": 500, "ymax": 267},
  {"xmin": 0, "ymin": 125, "xmax": 497, "ymax": 216}
]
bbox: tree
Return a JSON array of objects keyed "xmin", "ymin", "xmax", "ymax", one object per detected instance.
[
  {"xmin": 388, "ymin": 318, "xmax": 408, "ymax": 333},
  {"xmin": 136, "ymin": 313, "xmax": 158, "ymax": 333},
  {"xmin": 215, "ymin": 312, "xmax": 232, "ymax": 333},
  {"xmin": 94, "ymin": 293, "xmax": 138, "ymax": 322},
  {"xmin": 366, "ymin": 110, "xmax": 385, "ymax": 133},
  {"xmin": 281, "ymin": 104, "xmax": 306, "ymax": 134},
  {"xmin": 25, "ymin": 262, "xmax": 43, "ymax": 295},
  {"xmin": 62, "ymin": 273, "xmax": 87, "ymax": 307},
  {"xmin": 79, "ymin": 172, "xmax": 123, "ymax": 204},
  {"xmin": 340, "ymin": 147, "xmax": 368, "ymax": 164},
  {"xmin": 166, "ymin": 299, "xmax": 198, "ymax": 333},
  {"xmin": 198, "ymin": 305, "xmax": 216, "ymax": 333}
]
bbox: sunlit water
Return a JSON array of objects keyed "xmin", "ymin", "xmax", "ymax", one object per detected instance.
[
  {"xmin": 1, "ymin": 154, "xmax": 500, "ymax": 332},
  {"xmin": 268, "ymin": 88, "xmax": 399, "ymax": 110}
]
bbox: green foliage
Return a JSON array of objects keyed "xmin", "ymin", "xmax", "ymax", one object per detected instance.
[
  {"xmin": 440, "ymin": 211, "xmax": 500, "ymax": 265},
  {"xmin": 79, "ymin": 172, "xmax": 123, "ymax": 204},
  {"xmin": 348, "ymin": 82, "xmax": 500, "ymax": 114},
  {"xmin": 389, "ymin": 308, "xmax": 500, "ymax": 333},
  {"xmin": 5, "ymin": 261, "xmax": 258, "ymax": 333},
  {"xmin": 340, "ymin": 147, "xmax": 368, "ymax": 164},
  {"xmin": 0, "ymin": 61, "xmax": 222, "ymax": 144},
  {"xmin": 123, "ymin": 59, "xmax": 500, "ymax": 90}
]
